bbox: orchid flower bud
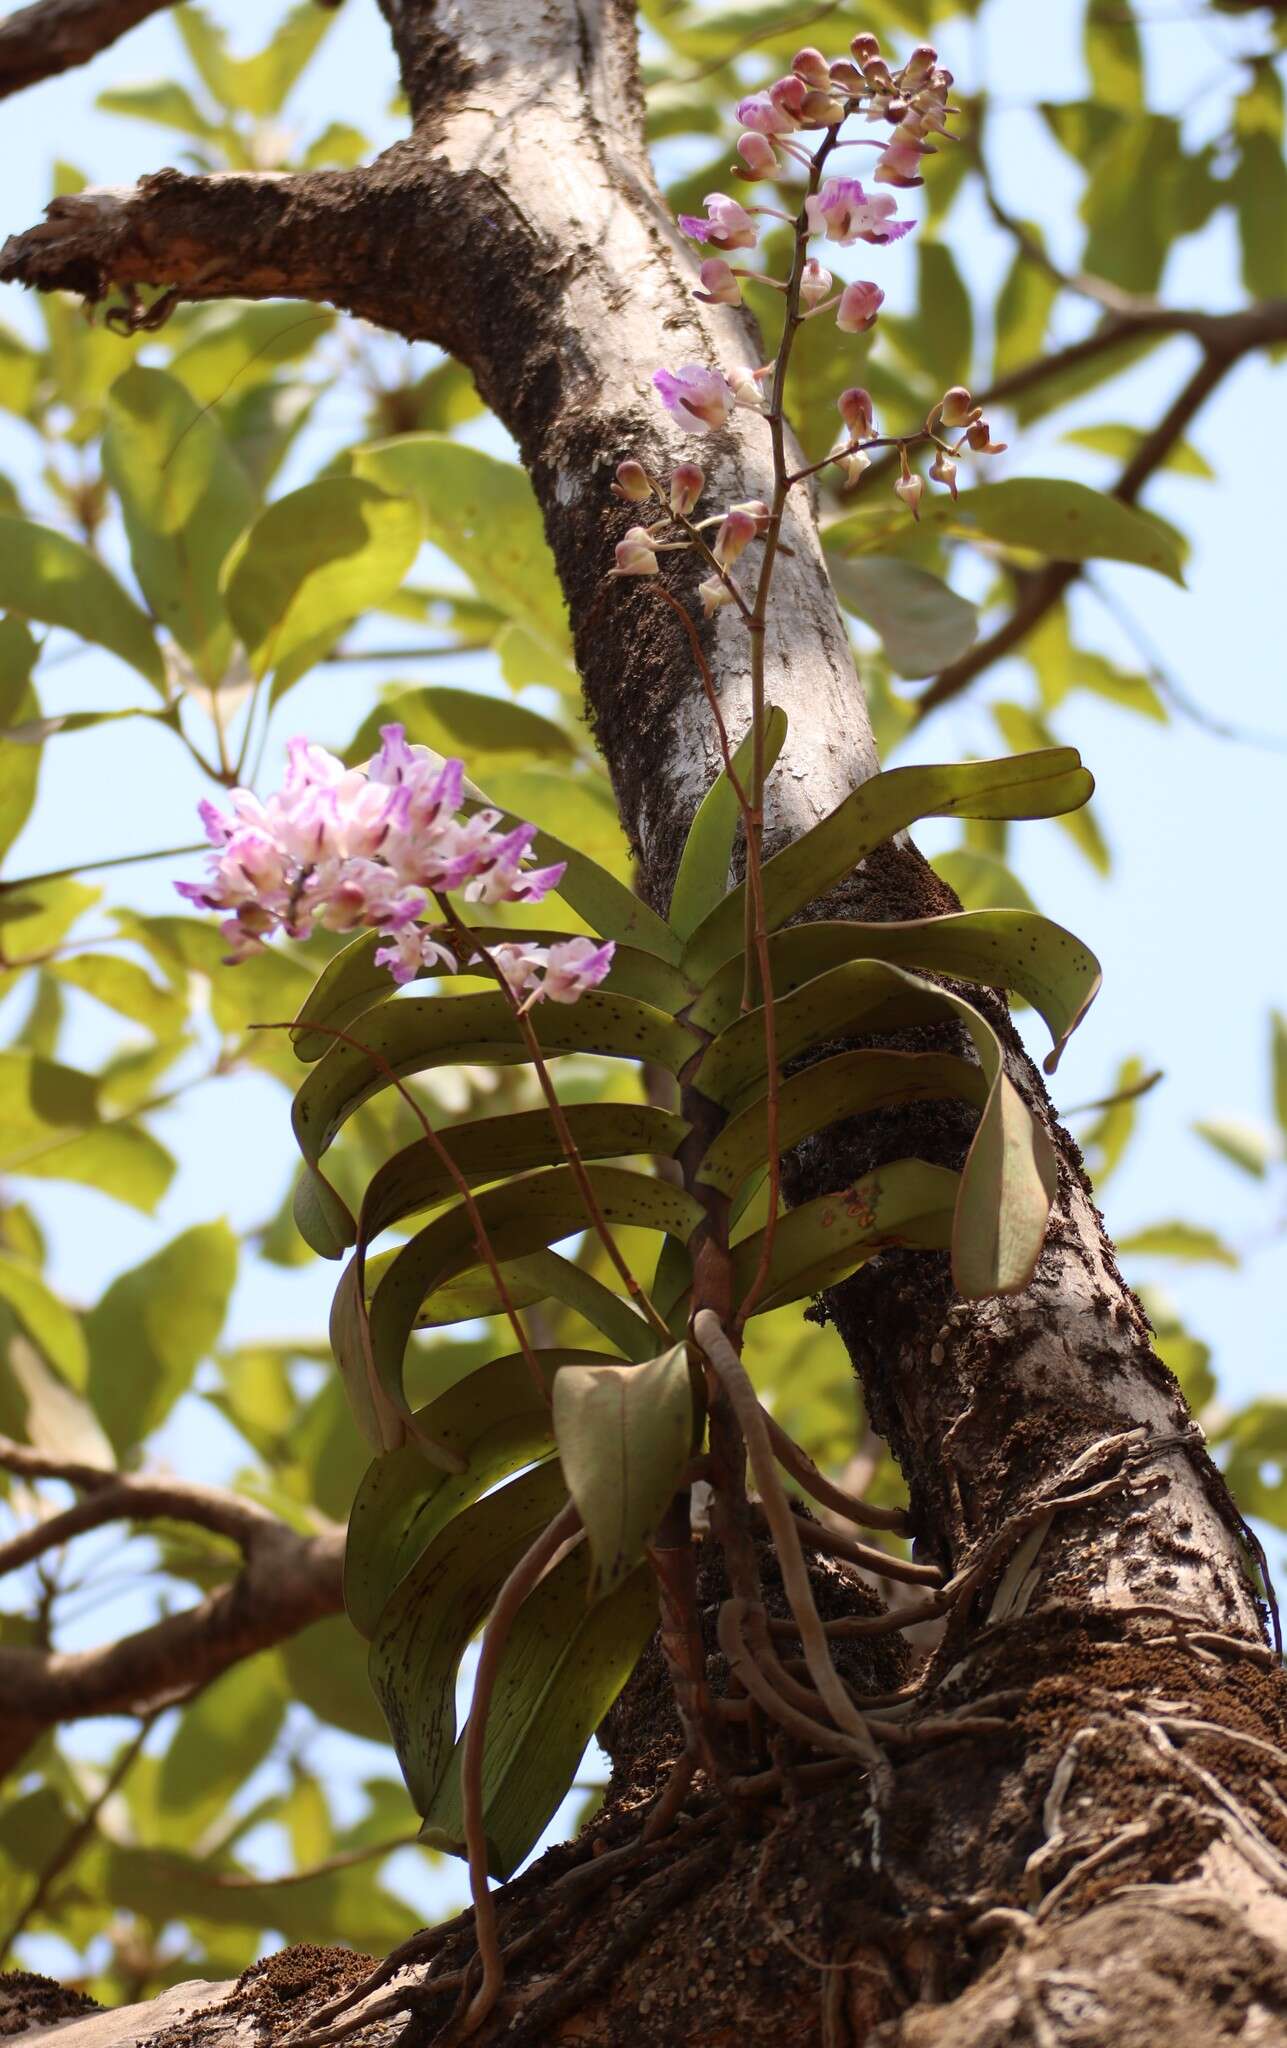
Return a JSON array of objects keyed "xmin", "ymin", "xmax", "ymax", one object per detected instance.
[
  {"xmin": 730, "ymin": 497, "xmax": 771, "ymax": 535},
  {"xmin": 836, "ymin": 279, "xmax": 884, "ymax": 332},
  {"xmin": 895, "ymin": 472, "xmax": 924, "ymax": 520},
  {"xmin": 678, "ymin": 192, "xmax": 758, "ymax": 250},
  {"xmin": 902, "ymin": 44, "xmax": 938, "ymax": 87},
  {"xmin": 800, "ymin": 87, "xmax": 847, "ymax": 127},
  {"xmin": 728, "ymin": 365, "xmax": 768, "ymax": 412},
  {"xmin": 833, "ymin": 443, "xmax": 872, "ymax": 487},
  {"xmin": 863, "ymin": 57, "xmax": 895, "ymax": 90},
  {"xmin": 828, "ymin": 59, "xmax": 865, "ymax": 96},
  {"xmin": 799, "ymin": 256, "xmax": 834, "ymax": 307},
  {"xmin": 769, "ymin": 73, "xmax": 808, "ymax": 122},
  {"xmin": 699, "ymin": 575, "xmax": 736, "ymax": 616},
  {"xmin": 837, "ymin": 385, "xmax": 875, "ymax": 437},
  {"xmin": 737, "ymin": 131, "xmax": 781, "ymax": 178},
  {"xmin": 938, "ymin": 385, "xmax": 974, "ymax": 428},
  {"xmin": 612, "ymin": 459, "xmax": 653, "ymax": 504},
  {"xmin": 695, "ymin": 257, "xmax": 743, "ymax": 306},
  {"xmin": 714, "ymin": 506, "xmax": 759, "ymax": 568},
  {"xmin": 791, "ymin": 46, "xmax": 832, "ymax": 89},
  {"xmin": 850, "ymin": 32, "xmax": 881, "ymax": 65},
  {"xmin": 967, "ymin": 418, "xmax": 1007, "ymax": 454},
  {"xmin": 929, "ymin": 450, "xmax": 958, "ymax": 499},
  {"xmin": 614, "ymin": 526, "xmax": 660, "ymax": 575},
  {"xmin": 669, "ymin": 463, "xmax": 705, "ymax": 516},
  {"xmin": 875, "ymin": 139, "xmax": 930, "ymax": 187}
]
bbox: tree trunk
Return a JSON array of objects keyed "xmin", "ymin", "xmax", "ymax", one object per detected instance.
[{"xmin": 3, "ymin": 5, "xmax": 1284, "ymax": 2043}]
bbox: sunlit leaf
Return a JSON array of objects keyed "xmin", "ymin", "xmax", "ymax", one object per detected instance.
[
  {"xmin": 668, "ymin": 706, "xmax": 787, "ymax": 939},
  {"xmin": 729, "ymin": 1159, "xmax": 959, "ymax": 1314},
  {"xmin": 826, "ymin": 479, "xmax": 1186, "ymax": 584},
  {"xmin": 1192, "ymin": 1116, "xmax": 1277, "ymax": 1180},
  {"xmin": 85, "ymin": 1221, "xmax": 238, "ymax": 1452},
  {"xmin": 1116, "ymin": 1221, "xmax": 1239, "ymax": 1267},
  {"xmin": 0, "ymin": 517, "xmax": 163, "ymax": 686},
  {"xmin": 222, "ymin": 477, "xmax": 421, "ymax": 680}
]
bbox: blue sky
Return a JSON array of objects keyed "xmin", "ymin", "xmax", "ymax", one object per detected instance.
[{"xmin": 1, "ymin": 0, "xmax": 1284, "ymax": 1957}]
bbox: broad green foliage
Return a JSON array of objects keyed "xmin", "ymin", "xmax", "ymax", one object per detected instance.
[{"xmin": 0, "ymin": 0, "xmax": 1282, "ymax": 1999}]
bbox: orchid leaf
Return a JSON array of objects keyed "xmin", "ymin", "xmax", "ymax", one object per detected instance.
[
  {"xmin": 553, "ymin": 1344, "xmax": 696, "ymax": 1594},
  {"xmin": 668, "ymin": 706, "xmax": 787, "ymax": 938},
  {"xmin": 682, "ymin": 750, "xmax": 1094, "ymax": 984}
]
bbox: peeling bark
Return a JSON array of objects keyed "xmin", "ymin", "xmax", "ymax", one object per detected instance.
[{"xmin": 0, "ymin": 3, "xmax": 1282, "ymax": 2042}]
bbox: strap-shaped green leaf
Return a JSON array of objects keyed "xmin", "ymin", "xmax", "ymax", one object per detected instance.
[
  {"xmin": 681, "ymin": 750, "xmax": 1094, "ymax": 984},
  {"xmin": 698, "ymin": 959, "xmax": 1059, "ymax": 1298},
  {"xmin": 728, "ymin": 1158, "xmax": 960, "ymax": 1313},
  {"xmin": 290, "ymin": 929, "xmax": 695, "ymax": 1065},
  {"xmin": 420, "ymin": 1551, "xmax": 656, "ymax": 1878},
  {"xmin": 351, "ymin": 1166, "xmax": 703, "ymax": 1434},
  {"xmin": 697, "ymin": 1049, "xmax": 987, "ymax": 1197},
  {"xmin": 668, "ymin": 706, "xmax": 788, "ymax": 939},
  {"xmin": 368, "ymin": 1459, "xmax": 570, "ymax": 1815},
  {"xmin": 298, "ymin": 1102, "xmax": 689, "ymax": 1261},
  {"xmin": 554, "ymin": 1345, "xmax": 696, "ymax": 1595},
  {"xmin": 690, "ymin": 911, "xmax": 1100, "ymax": 1073},
  {"xmin": 345, "ymin": 1347, "xmax": 607, "ymax": 1639},
  {"xmin": 292, "ymin": 991, "xmax": 700, "ymax": 1168}
]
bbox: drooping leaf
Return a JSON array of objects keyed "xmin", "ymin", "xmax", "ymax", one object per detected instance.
[
  {"xmin": 826, "ymin": 479, "xmax": 1186, "ymax": 585},
  {"xmin": 829, "ymin": 557, "xmax": 978, "ymax": 679},
  {"xmin": 554, "ymin": 1344, "xmax": 695, "ymax": 1594},
  {"xmin": 345, "ymin": 1348, "xmax": 607, "ymax": 1637},
  {"xmin": 420, "ymin": 1551, "xmax": 656, "ymax": 1878},
  {"xmin": 992, "ymin": 704, "xmax": 1109, "ymax": 874},
  {"xmin": 85, "ymin": 1221, "xmax": 238, "ymax": 1452},
  {"xmin": 222, "ymin": 477, "xmax": 421, "ymax": 679},
  {"xmin": 697, "ymin": 1048, "xmax": 987, "ymax": 1198},
  {"xmin": 103, "ymin": 366, "xmax": 256, "ymax": 685},
  {"xmin": 369, "ymin": 1459, "xmax": 570, "ymax": 1813},
  {"xmin": 355, "ymin": 1166, "xmax": 702, "ymax": 1442},
  {"xmin": 0, "ymin": 1254, "xmax": 89, "ymax": 1387},
  {"xmin": 668, "ymin": 706, "xmax": 788, "ymax": 939},
  {"xmin": 0, "ymin": 517, "xmax": 164, "ymax": 686},
  {"xmin": 697, "ymin": 959, "xmax": 1059, "ymax": 1299},
  {"xmin": 691, "ymin": 910, "xmax": 1100, "ymax": 1072},
  {"xmin": 682, "ymin": 749, "xmax": 1093, "ymax": 984},
  {"xmin": 728, "ymin": 1159, "xmax": 960, "ymax": 1314},
  {"xmin": 292, "ymin": 991, "xmax": 698, "ymax": 1169}
]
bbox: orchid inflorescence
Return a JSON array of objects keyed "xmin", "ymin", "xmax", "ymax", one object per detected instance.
[
  {"xmin": 176, "ymin": 724, "xmax": 615, "ymax": 1006},
  {"xmin": 611, "ymin": 30, "xmax": 1005, "ymax": 599}
]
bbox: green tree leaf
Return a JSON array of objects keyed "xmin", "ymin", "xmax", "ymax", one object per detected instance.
[
  {"xmin": 176, "ymin": 1, "xmax": 335, "ymax": 117},
  {"xmin": 1232, "ymin": 63, "xmax": 1287, "ymax": 300},
  {"xmin": 1272, "ymin": 1011, "xmax": 1287, "ymax": 1144},
  {"xmin": 992, "ymin": 704, "xmax": 1110, "ymax": 874},
  {"xmin": 0, "ymin": 1253, "xmax": 89, "ymax": 1386},
  {"xmin": 353, "ymin": 435, "xmax": 571, "ymax": 657},
  {"xmin": 1192, "ymin": 1116, "xmax": 1277, "ymax": 1179},
  {"xmin": 1084, "ymin": 0, "xmax": 1144, "ymax": 110},
  {"xmin": 421, "ymin": 1551, "xmax": 656, "ymax": 1878},
  {"xmin": 0, "ymin": 618, "xmax": 41, "ymax": 860},
  {"xmin": 222, "ymin": 477, "xmax": 421, "ymax": 680},
  {"xmin": 0, "ymin": 516, "xmax": 163, "ymax": 686},
  {"xmin": 827, "ymin": 479, "xmax": 1185, "ymax": 584},
  {"xmin": 85, "ymin": 1221, "xmax": 238, "ymax": 1452},
  {"xmin": 104, "ymin": 366, "xmax": 255, "ymax": 685},
  {"xmin": 157, "ymin": 1654, "xmax": 289, "ymax": 1842},
  {"xmin": 1062, "ymin": 423, "xmax": 1213, "ymax": 479},
  {"xmin": 1212, "ymin": 1400, "xmax": 1287, "ymax": 1528},
  {"xmin": 281, "ymin": 1616, "xmax": 390, "ymax": 1743},
  {"xmin": 1116, "ymin": 1222, "xmax": 1239, "ymax": 1267},
  {"xmin": 829, "ymin": 558, "xmax": 978, "ymax": 680},
  {"xmin": 553, "ymin": 1344, "xmax": 694, "ymax": 1594},
  {"xmin": 682, "ymin": 749, "xmax": 1094, "ymax": 984},
  {"xmin": 668, "ymin": 706, "xmax": 788, "ymax": 939}
]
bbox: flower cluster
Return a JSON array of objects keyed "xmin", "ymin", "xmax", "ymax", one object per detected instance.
[
  {"xmin": 611, "ymin": 33, "xmax": 1003, "ymax": 548},
  {"xmin": 176, "ymin": 726, "xmax": 615, "ymax": 1004}
]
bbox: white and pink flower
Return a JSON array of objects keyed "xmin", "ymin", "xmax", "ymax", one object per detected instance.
[
  {"xmin": 678, "ymin": 193, "xmax": 757, "ymax": 251},
  {"xmin": 653, "ymin": 365, "xmax": 736, "ymax": 433}
]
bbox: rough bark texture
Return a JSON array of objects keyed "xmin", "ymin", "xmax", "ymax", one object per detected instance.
[{"xmin": 1, "ymin": 4, "xmax": 1283, "ymax": 2044}]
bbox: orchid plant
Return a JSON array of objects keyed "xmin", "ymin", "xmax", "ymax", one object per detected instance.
[{"xmin": 178, "ymin": 32, "xmax": 1104, "ymax": 2044}]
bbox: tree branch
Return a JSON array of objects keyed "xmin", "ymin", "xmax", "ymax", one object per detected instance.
[
  {"xmin": 0, "ymin": 0, "xmax": 174, "ymax": 100},
  {"xmin": 0, "ymin": 1436, "xmax": 344, "ymax": 1763}
]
